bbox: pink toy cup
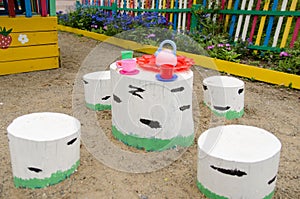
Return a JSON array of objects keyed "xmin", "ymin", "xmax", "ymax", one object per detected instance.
[
  {"xmin": 160, "ymin": 64, "xmax": 174, "ymax": 79},
  {"xmin": 121, "ymin": 59, "xmax": 136, "ymax": 72}
]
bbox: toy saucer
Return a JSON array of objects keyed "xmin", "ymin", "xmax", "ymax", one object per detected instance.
[
  {"xmin": 155, "ymin": 74, "xmax": 178, "ymax": 82},
  {"xmin": 120, "ymin": 69, "xmax": 139, "ymax": 75}
]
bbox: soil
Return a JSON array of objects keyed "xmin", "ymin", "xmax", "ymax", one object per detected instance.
[{"xmin": 0, "ymin": 31, "xmax": 299, "ymax": 199}]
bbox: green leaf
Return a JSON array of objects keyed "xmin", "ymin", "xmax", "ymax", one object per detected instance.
[{"xmin": 0, "ymin": 27, "xmax": 13, "ymax": 36}]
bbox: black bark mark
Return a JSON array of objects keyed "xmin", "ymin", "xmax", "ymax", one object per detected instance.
[
  {"xmin": 28, "ymin": 167, "xmax": 43, "ymax": 173},
  {"xmin": 67, "ymin": 137, "xmax": 77, "ymax": 145},
  {"xmin": 102, "ymin": 96, "xmax": 111, "ymax": 100},
  {"xmin": 213, "ymin": 105, "xmax": 230, "ymax": 111},
  {"xmin": 179, "ymin": 105, "xmax": 191, "ymax": 111},
  {"xmin": 83, "ymin": 80, "xmax": 88, "ymax": 84},
  {"xmin": 268, "ymin": 175, "xmax": 277, "ymax": 185},
  {"xmin": 129, "ymin": 85, "xmax": 145, "ymax": 99},
  {"xmin": 171, "ymin": 87, "xmax": 184, "ymax": 93},
  {"xmin": 113, "ymin": 94, "xmax": 122, "ymax": 103},
  {"xmin": 140, "ymin": 118, "xmax": 162, "ymax": 129},
  {"xmin": 203, "ymin": 85, "xmax": 208, "ymax": 90},
  {"xmin": 238, "ymin": 88, "xmax": 244, "ymax": 95},
  {"xmin": 210, "ymin": 165, "xmax": 247, "ymax": 177}
]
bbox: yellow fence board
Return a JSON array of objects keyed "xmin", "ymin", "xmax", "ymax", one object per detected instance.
[
  {"xmin": 0, "ymin": 57, "xmax": 59, "ymax": 76},
  {"xmin": 57, "ymin": 25, "xmax": 300, "ymax": 89},
  {"xmin": 0, "ymin": 44, "xmax": 59, "ymax": 62},
  {"xmin": 0, "ymin": 16, "xmax": 57, "ymax": 32},
  {"xmin": 9, "ymin": 31, "xmax": 58, "ymax": 47}
]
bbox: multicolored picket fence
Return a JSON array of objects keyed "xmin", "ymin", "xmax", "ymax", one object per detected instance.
[
  {"xmin": 0, "ymin": 0, "xmax": 59, "ymax": 76},
  {"xmin": 80, "ymin": 0, "xmax": 300, "ymax": 52}
]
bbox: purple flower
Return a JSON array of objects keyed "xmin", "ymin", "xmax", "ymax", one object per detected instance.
[
  {"xmin": 280, "ymin": 51, "xmax": 289, "ymax": 57},
  {"xmin": 146, "ymin": 33, "xmax": 156, "ymax": 38},
  {"xmin": 217, "ymin": 43, "xmax": 224, "ymax": 47},
  {"xmin": 91, "ymin": 24, "xmax": 98, "ymax": 29},
  {"xmin": 207, "ymin": 45, "xmax": 214, "ymax": 50},
  {"xmin": 226, "ymin": 47, "xmax": 231, "ymax": 50},
  {"xmin": 225, "ymin": 43, "xmax": 231, "ymax": 47}
]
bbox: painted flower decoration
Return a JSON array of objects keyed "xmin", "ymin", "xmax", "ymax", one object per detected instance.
[{"xmin": 18, "ymin": 34, "xmax": 29, "ymax": 44}]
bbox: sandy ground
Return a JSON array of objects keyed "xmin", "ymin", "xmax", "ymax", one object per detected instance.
[{"xmin": 0, "ymin": 31, "xmax": 299, "ymax": 199}]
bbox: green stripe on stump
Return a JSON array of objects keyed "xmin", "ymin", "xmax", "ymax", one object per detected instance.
[
  {"xmin": 86, "ymin": 103, "xmax": 111, "ymax": 111},
  {"xmin": 13, "ymin": 160, "xmax": 80, "ymax": 189},
  {"xmin": 112, "ymin": 125, "xmax": 194, "ymax": 151},
  {"xmin": 196, "ymin": 180, "xmax": 275, "ymax": 199},
  {"xmin": 204, "ymin": 102, "xmax": 244, "ymax": 120}
]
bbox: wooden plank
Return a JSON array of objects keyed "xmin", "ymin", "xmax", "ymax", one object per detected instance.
[
  {"xmin": 249, "ymin": 0, "xmax": 261, "ymax": 42},
  {"xmin": 8, "ymin": 0, "xmax": 15, "ymax": 17},
  {"xmin": 24, "ymin": 0, "xmax": 32, "ymax": 17},
  {"xmin": 182, "ymin": 0, "xmax": 187, "ymax": 31},
  {"xmin": 263, "ymin": 0, "xmax": 279, "ymax": 46},
  {"xmin": 219, "ymin": 0, "xmax": 226, "ymax": 22},
  {"xmin": 0, "ymin": 16, "xmax": 57, "ymax": 32},
  {"xmin": 272, "ymin": 0, "xmax": 288, "ymax": 47},
  {"xmin": 9, "ymin": 31, "xmax": 58, "ymax": 47},
  {"xmin": 290, "ymin": 17, "xmax": 300, "ymax": 48},
  {"xmin": 186, "ymin": 0, "xmax": 193, "ymax": 30},
  {"xmin": 173, "ymin": 0, "xmax": 178, "ymax": 30},
  {"xmin": 254, "ymin": 0, "xmax": 270, "ymax": 47},
  {"xmin": 234, "ymin": 0, "xmax": 246, "ymax": 41},
  {"xmin": 41, "ymin": 0, "xmax": 48, "ymax": 17},
  {"xmin": 241, "ymin": 0, "xmax": 254, "ymax": 41},
  {"xmin": 280, "ymin": 0, "xmax": 298, "ymax": 48},
  {"xmin": 0, "ymin": 44, "xmax": 59, "ymax": 62},
  {"xmin": 169, "ymin": 0, "xmax": 174, "ymax": 29},
  {"xmin": 224, "ymin": 0, "xmax": 233, "ymax": 30},
  {"xmin": 229, "ymin": 0, "xmax": 240, "ymax": 38},
  {"xmin": 0, "ymin": 57, "xmax": 59, "ymax": 76},
  {"xmin": 177, "ymin": 0, "xmax": 183, "ymax": 31},
  {"xmin": 166, "ymin": 0, "xmax": 170, "ymax": 21},
  {"xmin": 162, "ymin": 0, "xmax": 166, "ymax": 17}
]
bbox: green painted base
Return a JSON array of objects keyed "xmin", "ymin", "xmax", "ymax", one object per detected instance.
[
  {"xmin": 13, "ymin": 160, "xmax": 80, "ymax": 189},
  {"xmin": 196, "ymin": 180, "xmax": 275, "ymax": 199},
  {"xmin": 112, "ymin": 125, "xmax": 194, "ymax": 151},
  {"xmin": 204, "ymin": 102, "xmax": 244, "ymax": 120},
  {"xmin": 86, "ymin": 103, "xmax": 111, "ymax": 111}
]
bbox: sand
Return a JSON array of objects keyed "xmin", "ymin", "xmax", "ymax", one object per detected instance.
[{"xmin": 0, "ymin": 31, "xmax": 299, "ymax": 199}]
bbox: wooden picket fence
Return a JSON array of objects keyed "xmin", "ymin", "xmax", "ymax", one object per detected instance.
[
  {"xmin": 79, "ymin": 0, "xmax": 299, "ymax": 52},
  {"xmin": 0, "ymin": 0, "xmax": 56, "ymax": 16}
]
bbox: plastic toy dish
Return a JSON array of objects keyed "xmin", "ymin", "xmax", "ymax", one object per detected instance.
[{"xmin": 136, "ymin": 55, "xmax": 194, "ymax": 73}]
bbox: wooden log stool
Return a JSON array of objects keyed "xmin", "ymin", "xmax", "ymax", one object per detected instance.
[
  {"xmin": 7, "ymin": 112, "xmax": 81, "ymax": 188},
  {"xmin": 197, "ymin": 125, "xmax": 281, "ymax": 199}
]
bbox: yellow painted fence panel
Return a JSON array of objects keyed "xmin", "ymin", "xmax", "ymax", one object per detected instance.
[
  {"xmin": 0, "ymin": 57, "xmax": 59, "ymax": 76},
  {"xmin": 0, "ymin": 16, "xmax": 57, "ymax": 32},
  {"xmin": 9, "ymin": 31, "xmax": 58, "ymax": 47},
  {"xmin": 0, "ymin": 44, "xmax": 59, "ymax": 62}
]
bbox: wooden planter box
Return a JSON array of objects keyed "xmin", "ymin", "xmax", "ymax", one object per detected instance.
[{"xmin": 0, "ymin": 16, "xmax": 59, "ymax": 76}]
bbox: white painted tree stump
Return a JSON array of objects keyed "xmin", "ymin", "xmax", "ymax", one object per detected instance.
[
  {"xmin": 83, "ymin": 71, "xmax": 111, "ymax": 111},
  {"xmin": 197, "ymin": 125, "xmax": 281, "ymax": 199},
  {"xmin": 7, "ymin": 112, "xmax": 81, "ymax": 189},
  {"xmin": 203, "ymin": 76, "xmax": 244, "ymax": 119},
  {"xmin": 110, "ymin": 62, "xmax": 194, "ymax": 151}
]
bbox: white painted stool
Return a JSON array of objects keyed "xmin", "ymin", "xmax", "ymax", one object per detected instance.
[
  {"xmin": 83, "ymin": 71, "xmax": 111, "ymax": 111},
  {"xmin": 110, "ymin": 62, "xmax": 194, "ymax": 151},
  {"xmin": 203, "ymin": 76, "xmax": 244, "ymax": 119},
  {"xmin": 7, "ymin": 112, "xmax": 81, "ymax": 189},
  {"xmin": 197, "ymin": 125, "xmax": 281, "ymax": 199}
]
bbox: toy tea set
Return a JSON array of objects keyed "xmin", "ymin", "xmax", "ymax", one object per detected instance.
[{"xmin": 116, "ymin": 40, "xmax": 194, "ymax": 82}]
